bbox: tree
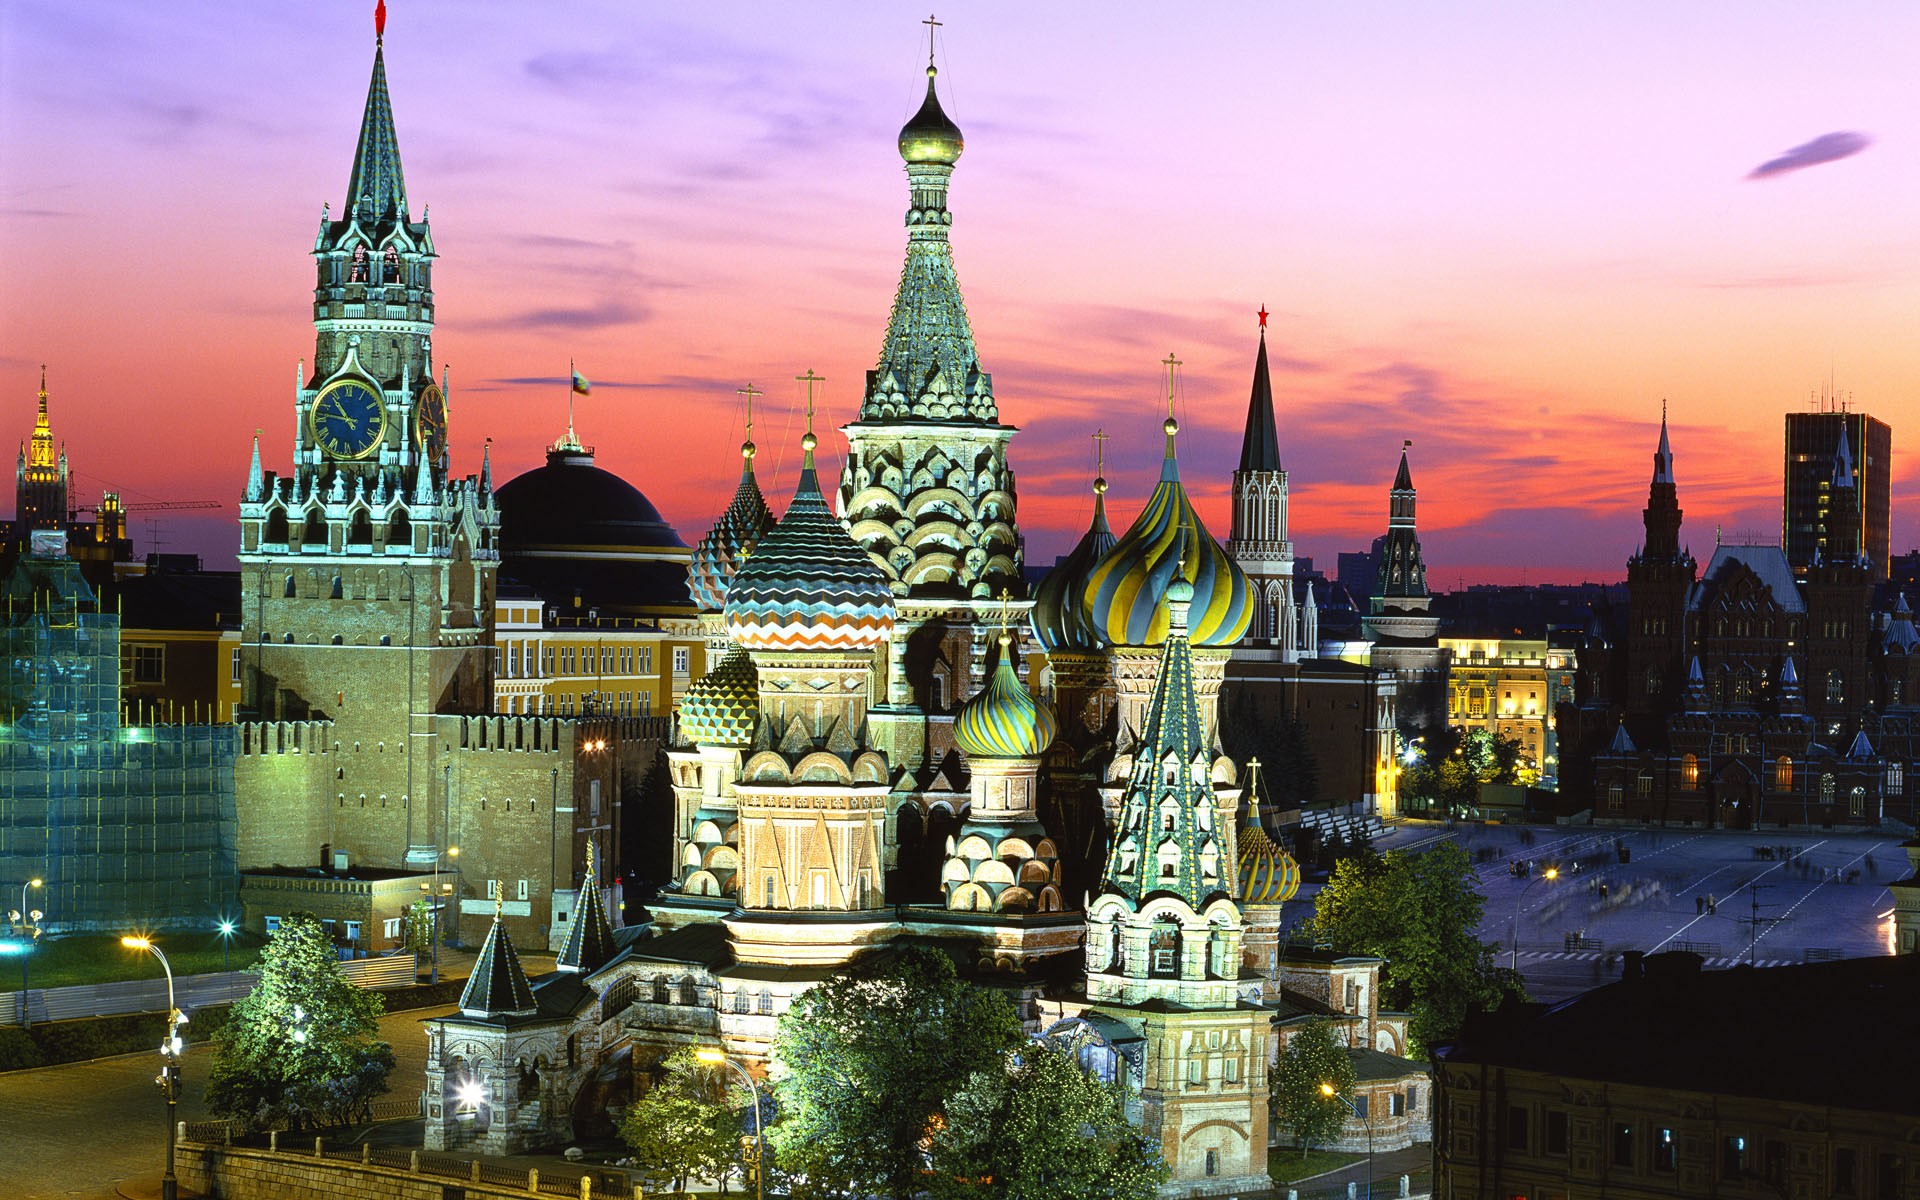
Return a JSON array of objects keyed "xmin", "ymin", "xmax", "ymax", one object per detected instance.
[
  {"xmin": 928, "ymin": 1040, "xmax": 1167, "ymax": 1200},
  {"xmin": 402, "ymin": 897, "xmax": 435, "ymax": 955},
  {"xmin": 1307, "ymin": 843, "xmax": 1519, "ymax": 1055},
  {"xmin": 620, "ymin": 1048, "xmax": 745, "ymax": 1197},
  {"xmin": 1271, "ymin": 1019, "xmax": 1355, "ymax": 1155},
  {"xmin": 205, "ymin": 912, "xmax": 393, "ymax": 1130},
  {"xmin": 767, "ymin": 945, "xmax": 1023, "ymax": 1200}
]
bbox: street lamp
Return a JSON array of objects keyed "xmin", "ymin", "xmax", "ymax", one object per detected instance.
[
  {"xmin": 6, "ymin": 879, "xmax": 44, "ymax": 1027},
  {"xmin": 1509, "ymin": 865, "xmax": 1559, "ymax": 971},
  {"xmin": 123, "ymin": 935, "xmax": 186, "ymax": 1200},
  {"xmin": 695, "ymin": 1046, "xmax": 764, "ymax": 1200},
  {"xmin": 1321, "ymin": 1082, "xmax": 1374, "ymax": 1200},
  {"xmin": 217, "ymin": 920, "xmax": 236, "ymax": 973},
  {"xmin": 421, "ymin": 845, "xmax": 459, "ymax": 985},
  {"xmin": 18, "ymin": 877, "xmax": 40, "ymax": 923}
]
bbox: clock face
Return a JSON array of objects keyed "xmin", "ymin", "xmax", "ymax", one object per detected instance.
[
  {"xmin": 309, "ymin": 379, "xmax": 386, "ymax": 460},
  {"xmin": 414, "ymin": 384, "xmax": 448, "ymax": 463}
]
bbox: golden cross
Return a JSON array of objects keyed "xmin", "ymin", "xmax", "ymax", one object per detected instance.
[
  {"xmin": 1246, "ymin": 757, "xmax": 1265, "ymax": 812},
  {"xmin": 737, "ymin": 383, "xmax": 761, "ymax": 440},
  {"xmin": 796, "ymin": 369, "xmax": 825, "ymax": 435},
  {"xmin": 1161, "ymin": 352, "xmax": 1183, "ymax": 418},
  {"xmin": 923, "ymin": 13, "xmax": 942, "ymax": 63},
  {"xmin": 1093, "ymin": 428, "xmax": 1108, "ymax": 475},
  {"xmin": 493, "ymin": 883, "xmax": 503, "ymax": 921}
]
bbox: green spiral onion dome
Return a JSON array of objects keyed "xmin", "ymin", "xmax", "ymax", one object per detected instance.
[
  {"xmin": 688, "ymin": 443, "xmax": 775, "ymax": 612},
  {"xmin": 898, "ymin": 65, "xmax": 964, "ymax": 166},
  {"xmin": 723, "ymin": 434, "xmax": 896, "ymax": 652},
  {"xmin": 1029, "ymin": 476, "xmax": 1116, "ymax": 654},
  {"xmin": 955, "ymin": 635, "xmax": 1058, "ymax": 759},
  {"xmin": 677, "ymin": 645, "xmax": 759, "ymax": 748},
  {"xmin": 1080, "ymin": 417, "xmax": 1252, "ymax": 647},
  {"xmin": 1237, "ymin": 805, "xmax": 1301, "ymax": 905}
]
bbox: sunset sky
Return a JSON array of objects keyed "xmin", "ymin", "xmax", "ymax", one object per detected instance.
[{"xmin": 3, "ymin": 3, "xmax": 1916, "ymax": 583}]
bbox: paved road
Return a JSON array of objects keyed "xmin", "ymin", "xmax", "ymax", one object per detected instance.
[
  {"xmin": 1371, "ymin": 823, "xmax": 1899, "ymax": 1002},
  {"xmin": 0, "ymin": 1002, "xmax": 452, "ymax": 1200}
]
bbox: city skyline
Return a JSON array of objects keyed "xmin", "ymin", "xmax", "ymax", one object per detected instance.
[{"xmin": 3, "ymin": 2, "xmax": 1916, "ymax": 582}]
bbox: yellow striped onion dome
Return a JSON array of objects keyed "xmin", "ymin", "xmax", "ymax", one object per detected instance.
[
  {"xmin": 955, "ymin": 635, "xmax": 1057, "ymax": 759},
  {"xmin": 688, "ymin": 445, "xmax": 775, "ymax": 611},
  {"xmin": 677, "ymin": 645, "xmax": 759, "ymax": 748},
  {"xmin": 723, "ymin": 436, "xmax": 896, "ymax": 652},
  {"xmin": 1029, "ymin": 480, "xmax": 1116, "ymax": 653},
  {"xmin": 1080, "ymin": 418, "xmax": 1252, "ymax": 647},
  {"xmin": 1238, "ymin": 805, "xmax": 1301, "ymax": 904}
]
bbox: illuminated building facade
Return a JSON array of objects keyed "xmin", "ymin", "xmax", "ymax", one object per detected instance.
[{"xmin": 1783, "ymin": 408, "xmax": 1891, "ymax": 579}]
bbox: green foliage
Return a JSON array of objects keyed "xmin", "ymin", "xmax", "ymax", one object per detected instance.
[
  {"xmin": 204, "ymin": 913, "xmax": 393, "ymax": 1131},
  {"xmin": 767, "ymin": 945, "xmax": 1024, "ymax": 1200},
  {"xmin": 928, "ymin": 1040, "xmax": 1167, "ymax": 1200},
  {"xmin": 1271, "ymin": 1020, "xmax": 1354, "ymax": 1154},
  {"xmin": 0, "ymin": 930, "xmax": 267, "ymax": 993},
  {"xmin": 1308, "ymin": 842, "xmax": 1519, "ymax": 1055},
  {"xmin": 0, "ymin": 1004, "xmax": 236, "ymax": 1073},
  {"xmin": 1402, "ymin": 728, "xmax": 1534, "ymax": 816},
  {"xmin": 620, "ymin": 1048, "xmax": 745, "ymax": 1196},
  {"xmin": 1221, "ymin": 690, "xmax": 1319, "ymax": 811},
  {"xmin": 403, "ymin": 898, "xmax": 435, "ymax": 956}
]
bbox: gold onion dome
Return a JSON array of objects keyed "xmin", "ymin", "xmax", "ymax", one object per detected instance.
[
  {"xmin": 688, "ymin": 441, "xmax": 775, "ymax": 611},
  {"xmin": 723, "ymin": 437, "xmax": 896, "ymax": 652},
  {"xmin": 1081, "ymin": 418, "xmax": 1253, "ymax": 647},
  {"xmin": 1030, "ymin": 472, "xmax": 1116, "ymax": 654},
  {"xmin": 898, "ymin": 65, "xmax": 964, "ymax": 166},
  {"xmin": 955, "ymin": 635, "xmax": 1057, "ymax": 759},
  {"xmin": 1237, "ymin": 803, "xmax": 1301, "ymax": 905},
  {"xmin": 677, "ymin": 646, "xmax": 759, "ymax": 748}
]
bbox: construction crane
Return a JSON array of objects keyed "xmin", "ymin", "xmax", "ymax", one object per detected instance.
[{"xmin": 69, "ymin": 498, "xmax": 223, "ymax": 518}]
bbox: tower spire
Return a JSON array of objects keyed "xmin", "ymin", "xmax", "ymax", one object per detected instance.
[
  {"xmin": 1238, "ymin": 310, "xmax": 1281, "ymax": 472},
  {"xmin": 1653, "ymin": 399, "xmax": 1674, "ymax": 484},
  {"xmin": 797, "ymin": 369, "xmax": 824, "ymax": 471},
  {"xmin": 344, "ymin": 10, "xmax": 408, "ymax": 227},
  {"xmin": 1160, "ymin": 351, "xmax": 1183, "ymax": 471}
]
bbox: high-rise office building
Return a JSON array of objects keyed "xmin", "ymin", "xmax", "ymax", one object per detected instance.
[{"xmin": 1783, "ymin": 410, "xmax": 1891, "ymax": 578}]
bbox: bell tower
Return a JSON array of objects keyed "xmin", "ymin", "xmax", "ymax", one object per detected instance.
[{"xmin": 234, "ymin": 4, "xmax": 498, "ymax": 873}]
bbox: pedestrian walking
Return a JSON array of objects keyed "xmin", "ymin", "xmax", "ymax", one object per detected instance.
[
  {"xmin": 1696, "ymin": 895, "xmax": 1704, "ymax": 915},
  {"xmin": 1707, "ymin": 895, "xmax": 1716, "ymax": 915}
]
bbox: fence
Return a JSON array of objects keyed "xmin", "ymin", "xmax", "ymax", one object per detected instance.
[
  {"xmin": 175, "ymin": 1134, "xmax": 638, "ymax": 1200},
  {"xmin": 3, "ymin": 953, "xmax": 419, "ymax": 1027}
]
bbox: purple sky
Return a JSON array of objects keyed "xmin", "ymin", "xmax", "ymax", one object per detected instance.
[{"xmin": 2, "ymin": 2, "xmax": 1916, "ymax": 580}]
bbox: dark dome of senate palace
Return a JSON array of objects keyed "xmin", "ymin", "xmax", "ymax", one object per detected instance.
[{"xmin": 495, "ymin": 438, "xmax": 695, "ymax": 614}]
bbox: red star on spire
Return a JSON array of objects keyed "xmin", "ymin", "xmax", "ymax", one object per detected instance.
[{"xmin": 1257, "ymin": 305, "xmax": 1269, "ymax": 329}]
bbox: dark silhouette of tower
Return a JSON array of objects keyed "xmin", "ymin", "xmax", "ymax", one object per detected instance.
[{"xmin": 1625, "ymin": 410, "xmax": 1695, "ymax": 715}]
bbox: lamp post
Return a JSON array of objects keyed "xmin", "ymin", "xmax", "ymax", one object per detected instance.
[
  {"xmin": 217, "ymin": 920, "xmax": 235, "ymax": 973},
  {"xmin": 694, "ymin": 1046, "xmax": 764, "ymax": 1200},
  {"xmin": 4, "ymin": 883, "xmax": 43, "ymax": 1028},
  {"xmin": 1321, "ymin": 1082, "xmax": 1373, "ymax": 1200},
  {"xmin": 421, "ymin": 845, "xmax": 459, "ymax": 985},
  {"xmin": 122, "ymin": 936, "xmax": 185, "ymax": 1200},
  {"xmin": 1509, "ymin": 865, "xmax": 1559, "ymax": 971}
]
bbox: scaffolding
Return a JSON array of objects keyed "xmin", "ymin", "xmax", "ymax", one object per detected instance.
[{"xmin": 1, "ymin": 554, "xmax": 238, "ymax": 931}]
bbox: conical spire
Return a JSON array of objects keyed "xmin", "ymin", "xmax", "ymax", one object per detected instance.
[
  {"xmin": 245, "ymin": 432, "xmax": 265, "ymax": 503},
  {"xmin": 1376, "ymin": 442, "xmax": 1428, "ymax": 599},
  {"xmin": 1097, "ymin": 573, "xmax": 1228, "ymax": 909},
  {"xmin": 1392, "ymin": 447, "xmax": 1413, "ymax": 492},
  {"xmin": 1653, "ymin": 402, "xmax": 1675, "ymax": 484},
  {"xmin": 459, "ymin": 889, "xmax": 538, "ymax": 1018},
  {"xmin": 862, "ymin": 42, "xmax": 992, "ymax": 424},
  {"xmin": 344, "ymin": 8, "xmax": 408, "ymax": 228},
  {"xmin": 26, "ymin": 365, "xmax": 57, "ymax": 470},
  {"xmin": 556, "ymin": 842, "xmax": 617, "ymax": 975},
  {"xmin": 1238, "ymin": 313, "xmax": 1282, "ymax": 472},
  {"xmin": 1832, "ymin": 420, "xmax": 1855, "ymax": 488}
]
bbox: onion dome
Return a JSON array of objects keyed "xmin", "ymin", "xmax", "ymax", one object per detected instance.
[
  {"xmin": 688, "ymin": 439, "xmax": 775, "ymax": 611},
  {"xmin": 955, "ymin": 634, "xmax": 1057, "ymax": 759},
  {"xmin": 1237, "ymin": 802, "xmax": 1301, "ymax": 905},
  {"xmin": 1030, "ymin": 469, "xmax": 1116, "ymax": 653},
  {"xmin": 899, "ymin": 65, "xmax": 964, "ymax": 166},
  {"xmin": 1081, "ymin": 414, "xmax": 1253, "ymax": 647},
  {"xmin": 724, "ymin": 430, "xmax": 895, "ymax": 652},
  {"xmin": 678, "ymin": 646, "xmax": 759, "ymax": 747}
]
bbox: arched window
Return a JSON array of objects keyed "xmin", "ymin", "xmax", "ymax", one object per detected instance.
[
  {"xmin": 1149, "ymin": 919, "xmax": 1181, "ymax": 978},
  {"xmin": 1773, "ymin": 756, "xmax": 1793, "ymax": 791},
  {"xmin": 1820, "ymin": 774, "xmax": 1836, "ymax": 806},
  {"xmin": 1681, "ymin": 754, "xmax": 1699, "ymax": 789},
  {"xmin": 1825, "ymin": 671, "xmax": 1844, "ymax": 704},
  {"xmin": 266, "ymin": 510, "xmax": 290, "ymax": 545},
  {"xmin": 1849, "ymin": 786, "xmax": 1866, "ymax": 818},
  {"xmin": 1889, "ymin": 763, "xmax": 1905, "ymax": 796},
  {"xmin": 1645, "ymin": 666, "xmax": 1661, "ymax": 697},
  {"xmin": 1636, "ymin": 770, "xmax": 1653, "ymax": 798},
  {"xmin": 1607, "ymin": 782, "xmax": 1623, "ymax": 811}
]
